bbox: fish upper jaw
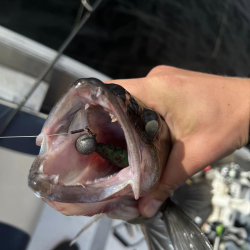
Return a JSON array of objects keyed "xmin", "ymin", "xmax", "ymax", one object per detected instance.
[{"xmin": 28, "ymin": 78, "xmax": 142, "ymax": 204}]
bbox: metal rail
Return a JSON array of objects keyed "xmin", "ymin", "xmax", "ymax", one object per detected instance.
[{"xmin": 0, "ymin": 0, "xmax": 103, "ymax": 135}]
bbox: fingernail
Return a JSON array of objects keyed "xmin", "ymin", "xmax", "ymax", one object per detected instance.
[{"xmin": 143, "ymin": 200, "xmax": 163, "ymax": 218}]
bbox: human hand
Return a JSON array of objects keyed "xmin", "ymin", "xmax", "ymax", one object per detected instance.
[{"xmin": 105, "ymin": 65, "xmax": 250, "ymax": 217}]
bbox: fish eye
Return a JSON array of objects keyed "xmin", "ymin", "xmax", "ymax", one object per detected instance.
[{"xmin": 145, "ymin": 120, "xmax": 158, "ymax": 136}]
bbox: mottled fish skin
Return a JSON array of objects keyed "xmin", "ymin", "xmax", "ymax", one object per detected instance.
[{"xmin": 28, "ymin": 78, "xmax": 212, "ymax": 250}]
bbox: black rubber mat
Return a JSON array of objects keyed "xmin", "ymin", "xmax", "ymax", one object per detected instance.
[{"xmin": 0, "ymin": 222, "xmax": 30, "ymax": 250}]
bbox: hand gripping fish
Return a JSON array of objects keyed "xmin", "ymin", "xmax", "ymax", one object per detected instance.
[{"xmin": 28, "ymin": 78, "xmax": 213, "ymax": 250}]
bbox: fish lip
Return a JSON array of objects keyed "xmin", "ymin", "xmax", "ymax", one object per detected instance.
[{"xmin": 29, "ymin": 78, "xmax": 141, "ymax": 202}]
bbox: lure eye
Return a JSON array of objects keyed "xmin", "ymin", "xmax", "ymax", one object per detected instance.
[
  {"xmin": 145, "ymin": 120, "xmax": 158, "ymax": 136},
  {"xmin": 76, "ymin": 134, "xmax": 97, "ymax": 155}
]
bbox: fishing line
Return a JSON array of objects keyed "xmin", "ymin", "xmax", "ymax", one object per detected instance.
[
  {"xmin": 0, "ymin": 0, "xmax": 103, "ymax": 135},
  {"xmin": 0, "ymin": 128, "xmax": 92, "ymax": 139},
  {"xmin": 69, "ymin": 214, "xmax": 104, "ymax": 247}
]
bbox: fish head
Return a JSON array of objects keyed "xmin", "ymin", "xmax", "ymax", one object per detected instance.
[{"xmin": 28, "ymin": 78, "xmax": 171, "ymax": 219}]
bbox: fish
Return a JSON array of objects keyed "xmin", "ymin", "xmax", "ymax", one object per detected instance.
[{"xmin": 28, "ymin": 78, "xmax": 213, "ymax": 250}]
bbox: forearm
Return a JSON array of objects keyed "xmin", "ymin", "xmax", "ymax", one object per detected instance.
[
  {"xmin": 236, "ymin": 78, "xmax": 250, "ymax": 149},
  {"xmin": 245, "ymin": 80, "xmax": 250, "ymax": 148},
  {"xmin": 247, "ymin": 124, "xmax": 250, "ymax": 149}
]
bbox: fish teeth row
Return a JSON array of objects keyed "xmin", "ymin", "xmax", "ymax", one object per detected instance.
[
  {"xmin": 85, "ymin": 103, "xmax": 89, "ymax": 110},
  {"xmin": 109, "ymin": 113, "xmax": 118, "ymax": 122},
  {"xmin": 76, "ymin": 183, "xmax": 85, "ymax": 188},
  {"xmin": 102, "ymin": 172, "xmax": 118, "ymax": 181},
  {"xmin": 85, "ymin": 172, "xmax": 118, "ymax": 185},
  {"xmin": 84, "ymin": 90, "xmax": 103, "ymax": 110}
]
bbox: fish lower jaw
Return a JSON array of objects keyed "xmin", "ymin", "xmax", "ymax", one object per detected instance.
[
  {"xmin": 29, "ymin": 165, "xmax": 139, "ymax": 202},
  {"xmin": 73, "ymin": 166, "xmax": 140, "ymax": 200}
]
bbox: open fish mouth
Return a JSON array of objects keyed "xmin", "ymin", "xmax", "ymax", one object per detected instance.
[{"xmin": 28, "ymin": 78, "xmax": 141, "ymax": 204}]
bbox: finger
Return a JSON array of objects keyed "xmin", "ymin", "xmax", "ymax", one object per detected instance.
[{"xmin": 147, "ymin": 65, "xmax": 216, "ymax": 78}]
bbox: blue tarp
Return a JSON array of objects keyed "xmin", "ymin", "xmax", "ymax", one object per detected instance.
[{"xmin": 0, "ymin": 104, "xmax": 45, "ymax": 155}]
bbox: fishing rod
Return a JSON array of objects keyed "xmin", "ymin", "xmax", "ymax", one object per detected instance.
[{"xmin": 0, "ymin": 0, "xmax": 103, "ymax": 136}]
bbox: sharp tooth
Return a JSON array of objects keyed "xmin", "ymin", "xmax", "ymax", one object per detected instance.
[
  {"xmin": 75, "ymin": 82, "xmax": 82, "ymax": 89},
  {"xmin": 77, "ymin": 183, "xmax": 85, "ymax": 188},
  {"xmin": 109, "ymin": 113, "xmax": 118, "ymax": 122},
  {"xmin": 38, "ymin": 165, "xmax": 43, "ymax": 173},
  {"xmin": 96, "ymin": 87, "xmax": 101, "ymax": 97},
  {"xmin": 85, "ymin": 103, "xmax": 89, "ymax": 110},
  {"xmin": 52, "ymin": 174, "xmax": 59, "ymax": 184},
  {"xmin": 33, "ymin": 192, "xmax": 42, "ymax": 198}
]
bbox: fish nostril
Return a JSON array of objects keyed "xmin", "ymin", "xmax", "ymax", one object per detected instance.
[
  {"xmin": 143, "ymin": 109, "xmax": 158, "ymax": 124},
  {"xmin": 105, "ymin": 84, "xmax": 126, "ymax": 102}
]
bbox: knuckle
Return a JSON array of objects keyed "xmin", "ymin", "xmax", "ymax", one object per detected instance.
[
  {"xmin": 147, "ymin": 65, "xmax": 170, "ymax": 76},
  {"xmin": 151, "ymin": 73, "xmax": 180, "ymax": 91}
]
